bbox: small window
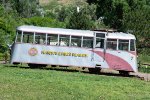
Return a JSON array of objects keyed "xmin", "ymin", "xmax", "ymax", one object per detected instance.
[
  {"xmin": 16, "ymin": 31, "xmax": 22, "ymax": 42},
  {"xmin": 71, "ymin": 36, "xmax": 81, "ymax": 47},
  {"xmin": 35, "ymin": 33, "xmax": 46, "ymax": 44},
  {"xmin": 59, "ymin": 35, "xmax": 70, "ymax": 46},
  {"xmin": 119, "ymin": 40, "xmax": 129, "ymax": 51},
  {"xmin": 23, "ymin": 32, "xmax": 34, "ymax": 43},
  {"xmin": 106, "ymin": 39, "xmax": 117, "ymax": 50},
  {"xmin": 83, "ymin": 37, "xmax": 93, "ymax": 48},
  {"xmin": 96, "ymin": 33, "xmax": 105, "ymax": 38},
  {"xmin": 95, "ymin": 38, "xmax": 104, "ymax": 48},
  {"xmin": 130, "ymin": 39, "xmax": 135, "ymax": 51},
  {"xmin": 47, "ymin": 34, "xmax": 58, "ymax": 45}
]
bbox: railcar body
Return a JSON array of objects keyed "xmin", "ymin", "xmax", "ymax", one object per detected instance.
[{"xmin": 10, "ymin": 25, "xmax": 137, "ymax": 74}]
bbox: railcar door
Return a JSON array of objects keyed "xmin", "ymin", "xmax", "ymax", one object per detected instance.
[{"xmin": 93, "ymin": 32, "xmax": 106, "ymax": 67}]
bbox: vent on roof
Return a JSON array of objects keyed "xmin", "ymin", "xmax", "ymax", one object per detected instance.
[{"xmin": 93, "ymin": 29, "xmax": 117, "ymax": 32}]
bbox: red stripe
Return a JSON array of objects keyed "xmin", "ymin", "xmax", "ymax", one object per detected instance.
[
  {"xmin": 93, "ymin": 51, "xmax": 133, "ymax": 71},
  {"xmin": 128, "ymin": 51, "xmax": 137, "ymax": 56}
]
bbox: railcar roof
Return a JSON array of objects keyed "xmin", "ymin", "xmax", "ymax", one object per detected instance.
[
  {"xmin": 107, "ymin": 32, "xmax": 136, "ymax": 40},
  {"xmin": 17, "ymin": 25, "xmax": 95, "ymax": 37},
  {"xmin": 17, "ymin": 25, "xmax": 136, "ymax": 39}
]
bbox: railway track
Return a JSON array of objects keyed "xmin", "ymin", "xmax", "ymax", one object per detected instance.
[{"xmin": 131, "ymin": 72, "xmax": 150, "ymax": 81}]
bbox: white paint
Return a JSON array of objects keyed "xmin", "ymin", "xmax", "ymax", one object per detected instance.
[{"xmin": 11, "ymin": 25, "xmax": 138, "ymax": 72}]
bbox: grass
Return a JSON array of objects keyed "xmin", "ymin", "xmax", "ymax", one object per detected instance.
[{"xmin": 0, "ymin": 64, "xmax": 150, "ymax": 100}]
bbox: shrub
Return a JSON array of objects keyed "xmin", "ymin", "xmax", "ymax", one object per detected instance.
[{"xmin": 23, "ymin": 17, "xmax": 66, "ymax": 28}]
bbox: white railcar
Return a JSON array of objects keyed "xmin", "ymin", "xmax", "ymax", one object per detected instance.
[{"xmin": 10, "ymin": 25, "xmax": 137, "ymax": 74}]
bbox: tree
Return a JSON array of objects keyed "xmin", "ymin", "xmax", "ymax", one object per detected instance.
[
  {"xmin": 0, "ymin": 4, "xmax": 21, "ymax": 54},
  {"xmin": 66, "ymin": 9, "xmax": 93, "ymax": 30},
  {"xmin": 87, "ymin": 0, "xmax": 150, "ymax": 48},
  {"xmin": 57, "ymin": 6, "xmax": 68, "ymax": 22},
  {"xmin": 87, "ymin": 0, "xmax": 131, "ymax": 30},
  {"xmin": 65, "ymin": 1, "xmax": 100, "ymax": 30},
  {"xmin": 12, "ymin": 0, "xmax": 40, "ymax": 18},
  {"xmin": 23, "ymin": 17, "xmax": 66, "ymax": 28},
  {"xmin": 123, "ymin": 7, "xmax": 150, "ymax": 48}
]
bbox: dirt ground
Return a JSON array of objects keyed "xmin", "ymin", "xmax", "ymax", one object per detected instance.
[
  {"xmin": 98, "ymin": 69, "xmax": 150, "ymax": 81},
  {"xmin": 130, "ymin": 72, "xmax": 150, "ymax": 81},
  {"xmin": 75, "ymin": 68, "xmax": 150, "ymax": 82}
]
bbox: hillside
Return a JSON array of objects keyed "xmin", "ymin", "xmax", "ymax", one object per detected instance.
[{"xmin": 39, "ymin": 0, "xmax": 86, "ymax": 5}]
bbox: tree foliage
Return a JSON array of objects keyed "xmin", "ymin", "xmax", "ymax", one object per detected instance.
[
  {"xmin": 0, "ymin": 0, "xmax": 150, "ymax": 56},
  {"xmin": 66, "ymin": 10, "xmax": 93, "ymax": 30},
  {"xmin": 0, "ymin": 1, "xmax": 66, "ymax": 55},
  {"xmin": 23, "ymin": 17, "xmax": 66, "ymax": 28},
  {"xmin": 0, "ymin": 4, "xmax": 18, "ymax": 53},
  {"xmin": 87, "ymin": 0, "xmax": 128, "ymax": 29},
  {"xmin": 123, "ymin": 7, "xmax": 150, "ymax": 48},
  {"xmin": 87, "ymin": 0, "xmax": 150, "ymax": 51},
  {"xmin": 12, "ymin": 0, "xmax": 40, "ymax": 17}
]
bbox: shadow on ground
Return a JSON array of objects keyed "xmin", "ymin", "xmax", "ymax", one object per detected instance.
[{"xmin": 2, "ymin": 64, "xmax": 136, "ymax": 78}]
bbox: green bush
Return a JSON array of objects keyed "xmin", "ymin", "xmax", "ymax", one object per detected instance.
[
  {"xmin": 137, "ymin": 47, "xmax": 150, "ymax": 64},
  {"xmin": 0, "ymin": 53, "xmax": 3, "ymax": 60},
  {"xmin": 139, "ymin": 65, "xmax": 150, "ymax": 73},
  {"xmin": 66, "ymin": 9, "xmax": 94, "ymax": 30},
  {"xmin": 23, "ymin": 17, "xmax": 66, "ymax": 28},
  {"xmin": 138, "ymin": 54, "xmax": 150, "ymax": 64},
  {"xmin": 0, "ymin": 52, "xmax": 10, "ymax": 61},
  {"xmin": 137, "ymin": 48, "xmax": 150, "ymax": 55}
]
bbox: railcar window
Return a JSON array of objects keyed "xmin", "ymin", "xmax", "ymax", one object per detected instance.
[
  {"xmin": 119, "ymin": 40, "xmax": 129, "ymax": 51},
  {"xmin": 59, "ymin": 35, "xmax": 70, "ymax": 46},
  {"xmin": 106, "ymin": 39, "xmax": 117, "ymax": 50},
  {"xmin": 16, "ymin": 31, "xmax": 22, "ymax": 42},
  {"xmin": 130, "ymin": 39, "xmax": 135, "ymax": 51},
  {"xmin": 95, "ymin": 38, "xmax": 104, "ymax": 48},
  {"xmin": 47, "ymin": 34, "xmax": 58, "ymax": 45},
  {"xmin": 96, "ymin": 33, "xmax": 105, "ymax": 38},
  {"xmin": 83, "ymin": 37, "xmax": 93, "ymax": 48},
  {"xmin": 71, "ymin": 36, "xmax": 81, "ymax": 47},
  {"xmin": 22, "ymin": 32, "xmax": 33, "ymax": 43},
  {"xmin": 35, "ymin": 33, "xmax": 46, "ymax": 44}
]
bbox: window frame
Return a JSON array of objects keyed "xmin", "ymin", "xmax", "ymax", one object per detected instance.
[
  {"xmin": 82, "ymin": 36, "xmax": 94, "ymax": 48},
  {"xmin": 118, "ymin": 39, "xmax": 129, "ymax": 51},
  {"xmin": 94, "ymin": 33, "xmax": 106, "ymax": 49},
  {"xmin": 59, "ymin": 34, "xmax": 70, "ymax": 46},
  {"xmin": 70, "ymin": 36, "xmax": 82, "ymax": 47},
  {"xmin": 15, "ymin": 30, "xmax": 95, "ymax": 49},
  {"xmin": 129, "ymin": 39, "xmax": 136, "ymax": 51},
  {"xmin": 34, "ymin": 33, "xmax": 46, "ymax": 45},
  {"xmin": 47, "ymin": 34, "xmax": 58, "ymax": 46},
  {"xmin": 106, "ymin": 39, "xmax": 118, "ymax": 50},
  {"xmin": 15, "ymin": 30, "xmax": 22, "ymax": 43},
  {"xmin": 22, "ymin": 31, "xmax": 34, "ymax": 43}
]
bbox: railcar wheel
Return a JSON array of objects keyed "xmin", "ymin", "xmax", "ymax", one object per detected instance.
[
  {"xmin": 41, "ymin": 64, "xmax": 47, "ymax": 67},
  {"xmin": 88, "ymin": 68, "xmax": 101, "ymax": 74},
  {"xmin": 119, "ymin": 71, "xmax": 129, "ymax": 76},
  {"xmin": 28, "ymin": 64, "xmax": 37, "ymax": 68},
  {"xmin": 51, "ymin": 65, "xmax": 57, "ymax": 67},
  {"xmin": 28, "ymin": 64, "xmax": 47, "ymax": 68},
  {"xmin": 13, "ymin": 62, "xmax": 20, "ymax": 65}
]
